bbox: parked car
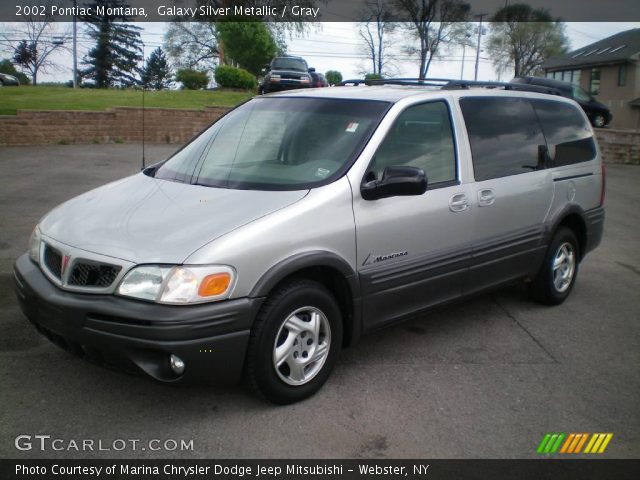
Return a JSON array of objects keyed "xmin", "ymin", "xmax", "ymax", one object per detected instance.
[
  {"xmin": 15, "ymin": 81, "xmax": 604, "ymax": 404},
  {"xmin": 309, "ymin": 69, "xmax": 328, "ymax": 88},
  {"xmin": 510, "ymin": 76, "xmax": 612, "ymax": 128},
  {"xmin": 0, "ymin": 72, "xmax": 20, "ymax": 86},
  {"xmin": 258, "ymin": 56, "xmax": 312, "ymax": 94}
]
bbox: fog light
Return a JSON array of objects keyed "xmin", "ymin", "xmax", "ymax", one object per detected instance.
[{"xmin": 169, "ymin": 354, "xmax": 185, "ymax": 375}]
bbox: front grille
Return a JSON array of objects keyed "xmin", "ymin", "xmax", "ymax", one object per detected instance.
[
  {"xmin": 68, "ymin": 261, "xmax": 121, "ymax": 288},
  {"xmin": 43, "ymin": 244, "xmax": 62, "ymax": 279}
]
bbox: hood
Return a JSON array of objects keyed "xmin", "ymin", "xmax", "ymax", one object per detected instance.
[
  {"xmin": 40, "ymin": 173, "xmax": 308, "ymax": 264},
  {"xmin": 590, "ymin": 99, "xmax": 610, "ymax": 112}
]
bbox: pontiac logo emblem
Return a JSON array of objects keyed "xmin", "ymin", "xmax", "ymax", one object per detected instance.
[{"xmin": 61, "ymin": 255, "xmax": 71, "ymax": 275}]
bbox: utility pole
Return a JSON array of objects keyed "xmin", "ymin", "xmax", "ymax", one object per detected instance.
[
  {"xmin": 461, "ymin": 33, "xmax": 472, "ymax": 80},
  {"xmin": 474, "ymin": 13, "xmax": 487, "ymax": 81},
  {"xmin": 72, "ymin": 0, "xmax": 77, "ymax": 88}
]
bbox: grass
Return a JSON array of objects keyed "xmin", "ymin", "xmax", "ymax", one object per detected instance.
[{"xmin": 0, "ymin": 85, "xmax": 253, "ymax": 115}]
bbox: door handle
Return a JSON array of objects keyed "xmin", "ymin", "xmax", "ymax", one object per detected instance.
[
  {"xmin": 478, "ymin": 188, "xmax": 495, "ymax": 207},
  {"xmin": 449, "ymin": 193, "xmax": 469, "ymax": 212}
]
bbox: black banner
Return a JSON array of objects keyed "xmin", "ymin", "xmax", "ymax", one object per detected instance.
[
  {"xmin": 1, "ymin": 0, "xmax": 639, "ymax": 23},
  {"xmin": 2, "ymin": 459, "xmax": 640, "ymax": 480}
]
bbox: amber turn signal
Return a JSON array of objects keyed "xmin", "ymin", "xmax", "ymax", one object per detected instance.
[{"xmin": 198, "ymin": 272, "xmax": 231, "ymax": 297}]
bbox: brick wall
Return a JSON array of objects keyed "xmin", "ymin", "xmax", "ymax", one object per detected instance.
[
  {"xmin": 595, "ymin": 129, "xmax": 640, "ymax": 165},
  {"xmin": 0, "ymin": 107, "xmax": 230, "ymax": 146},
  {"xmin": 0, "ymin": 108, "xmax": 638, "ymax": 166}
]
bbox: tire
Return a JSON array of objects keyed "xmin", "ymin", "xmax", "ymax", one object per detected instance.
[
  {"xmin": 245, "ymin": 279, "xmax": 343, "ymax": 404},
  {"xmin": 591, "ymin": 114, "xmax": 606, "ymax": 128},
  {"xmin": 530, "ymin": 227, "xmax": 579, "ymax": 305}
]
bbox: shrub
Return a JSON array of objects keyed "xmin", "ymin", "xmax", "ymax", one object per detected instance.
[
  {"xmin": 325, "ymin": 70, "xmax": 343, "ymax": 85},
  {"xmin": 214, "ymin": 65, "xmax": 257, "ymax": 90},
  {"xmin": 175, "ymin": 68, "xmax": 209, "ymax": 90},
  {"xmin": 364, "ymin": 73, "xmax": 384, "ymax": 81}
]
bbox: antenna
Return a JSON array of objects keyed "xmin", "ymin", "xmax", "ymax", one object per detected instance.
[{"xmin": 141, "ymin": 42, "xmax": 146, "ymax": 170}]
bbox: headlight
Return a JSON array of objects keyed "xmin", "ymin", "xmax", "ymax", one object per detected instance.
[
  {"xmin": 28, "ymin": 226, "xmax": 41, "ymax": 264},
  {"xmin": 117, "ymin": 265, "xmax": 236, "ymax": 304}
]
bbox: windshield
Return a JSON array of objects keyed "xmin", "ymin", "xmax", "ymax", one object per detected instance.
[
  {"xmin": 272, "ymin": 58, "xmax": 308, "ymax": 71},
  {"xmin": 153, "ymin": 97, "xmax": 390, "ymax": 190},
  {"xmin": 572, "ymin": 85, "xmax": 592, "ymax": 102}
]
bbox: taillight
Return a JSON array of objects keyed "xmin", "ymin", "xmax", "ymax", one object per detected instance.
[{"xmin": 600, "ymin": 164, "xmax": 606, "ymax": 206}]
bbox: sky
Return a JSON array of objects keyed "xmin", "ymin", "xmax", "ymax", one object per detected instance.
[{"xmin": 1, "ymin": 21, "xmax": 639, "ymax": 84}]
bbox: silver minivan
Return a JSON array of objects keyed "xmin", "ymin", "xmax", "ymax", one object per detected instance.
[{"xmin": 14, "ymin": 82, "xmax": 605, "ymax": 403}]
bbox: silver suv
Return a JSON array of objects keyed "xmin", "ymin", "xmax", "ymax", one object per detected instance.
[{"xmin": 14, "ymin": 82, "xmax": 605, "ymax": 404}]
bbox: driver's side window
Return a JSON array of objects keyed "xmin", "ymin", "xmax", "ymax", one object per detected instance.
[{"xmin": 367, "ymin": 101, "xmax": 456, "ymax": 185}]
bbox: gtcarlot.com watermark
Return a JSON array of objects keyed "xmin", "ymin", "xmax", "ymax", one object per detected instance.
[{"xmin": 15, "ymin": 435, "xmax": 194, "ymax": 452}]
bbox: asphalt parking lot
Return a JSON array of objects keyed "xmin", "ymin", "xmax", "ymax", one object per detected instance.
[{"xmin": 0, "ymin": 144, "xmax": 638, "ymax": 459}]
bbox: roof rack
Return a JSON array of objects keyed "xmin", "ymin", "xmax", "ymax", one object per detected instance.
[{"xmin": 336, "ymin": 77, "xmax": 561, "ymax": 96}]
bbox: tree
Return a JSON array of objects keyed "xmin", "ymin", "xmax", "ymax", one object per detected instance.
[
  {"xmin": 140, "ymin": 47, "xmax": 173, "ymax": 90},
  {"xmin": 197, "ymin": 1, "xmax": 315, "ymax": 36},
  {"xmin": 0, "ymin": 12, "xmax": 69, "ymax": 85},
  {"xmin": 176, "ymin": 68, "xmax": 209, "ymax": 90},
  {"xmin": 486, "ymin": 4, "xmax": 569, "ymax": 78},
  {"xmin": 394, "ymin": 0, "xmax": 470, "ymax": 79},
  {"xmin": 216, "ymin": 22, "xmax": 277, "ymax": 76},
  {"xmin": 195, "ymin": 1, "xmax": 317, "ymax": 63},
  {"xmin": 81, "ymin": 0, "xmax": 143, "ymax": 88},
  {"xmin": 325, "ymin": 70, "xmax": 343, "ymax": 85},
  {"xmin": 0, "ymin": 59, "xmax": 30, "ymax": 84},
  {"xmin": 164, "ymin": 22, "xmax": 219, "ymax": 71},
  {"xmin": 358, "ymin": 0, "xmax": 397, "ymax": 77}
]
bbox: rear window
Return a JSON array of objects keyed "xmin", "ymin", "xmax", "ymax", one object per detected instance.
[
  {"xmin": 531, "ymin": 99, "xmax": 596, "ymax": 166},
  {"xmin": 460, "ymin": 97, "xmax": 545, "ymax": 181}
]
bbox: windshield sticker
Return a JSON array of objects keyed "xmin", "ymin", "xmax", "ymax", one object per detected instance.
[
  {"xmin": 315, "ymin": 168, "xmax": 331, "ymax": 178},
  {"xmin": 345, "ymin": 122, "xmax": 359, "ymax": 133}
]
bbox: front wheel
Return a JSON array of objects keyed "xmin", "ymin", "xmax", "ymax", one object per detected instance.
[
  {"xmin": 591, "ymin": 114, "xmax": 606, "ymax": 128},
  {"xmin": 244, "ymin": 279, "xmax": 343, "ymax": 404},
  {"xmin": 530, "ymin": 227, "xmax": 579, "ymax": 305}
]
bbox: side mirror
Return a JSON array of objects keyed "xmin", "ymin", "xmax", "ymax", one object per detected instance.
[
  {"xmin": 308, "ymin": 67, "xmax": 316, "ymax": 73},
  {"xmin": 263, "ymin": 64, "xmax": 271, "ymax": 72},
  {"xmin": 361, "ymin": 166, "xmax": 427, "ymax": 201}
]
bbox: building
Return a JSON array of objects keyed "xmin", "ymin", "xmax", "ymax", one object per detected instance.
[{"xmin": 542, "ymin": 28, "xmax": 640, "ymax": 130}]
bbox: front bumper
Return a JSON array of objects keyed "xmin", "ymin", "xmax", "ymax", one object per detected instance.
[
  {"xmin": 13, "ymin": 254, "xmax": 264, "ymax": 385},
  {"xmin": 264, "ymin": 82, "xmax": 310, "ymax": 92}
]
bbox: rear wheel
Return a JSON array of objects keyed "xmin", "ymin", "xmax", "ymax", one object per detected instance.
[
  {"xmin": 530, "ymin": 227, "xmax": 579, "ymax": 305},
  {"xmin": 245, "ymin": 279, "xmax": 342, "ymax": 404}
]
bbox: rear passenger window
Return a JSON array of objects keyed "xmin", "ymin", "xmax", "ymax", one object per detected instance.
[
  {"xmin": 460, "ymin": 97, "xmax": 545, "ymax": 181},
  {"xmin": 368, "ymin": 101, "xmax": 456, "ymax": 185},
  {"xmin": 532, "ymin": 99, "xmax": 596, "ymax": 166}
]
